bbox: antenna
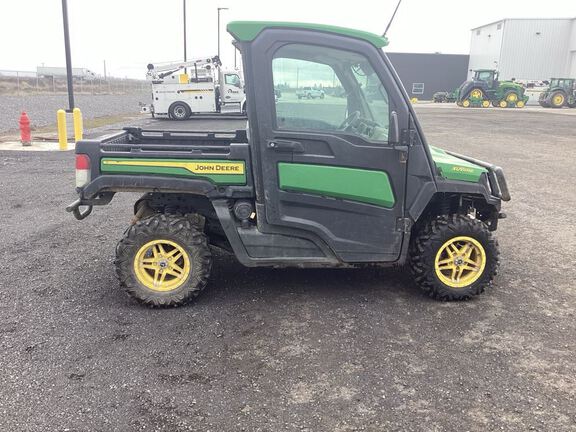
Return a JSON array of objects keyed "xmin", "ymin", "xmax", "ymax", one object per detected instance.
[{"xmin": 383, "ymin": 0, "xmax": 403, "ymax": 37}]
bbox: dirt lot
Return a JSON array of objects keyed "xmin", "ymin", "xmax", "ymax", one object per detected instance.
[{"xmin": 1, "ymin": 106, "xmax": 575, "ymax": 431}]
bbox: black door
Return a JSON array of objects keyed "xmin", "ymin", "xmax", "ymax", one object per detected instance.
[{"xmin": 245, "ymin": 30, "xmax": 411, "ymax": 262}]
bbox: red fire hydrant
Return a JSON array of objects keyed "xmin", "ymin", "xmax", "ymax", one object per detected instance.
[{"xmin": 19, "ymin": 112, "xmax": 31, "ymax": 146}]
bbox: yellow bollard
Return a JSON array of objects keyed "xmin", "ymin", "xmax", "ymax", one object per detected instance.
[
  {"xmin": 73, "ymin": 107, "xmax": 83, "ymax": 142},
  {"xmin": 57, "ymin": 109, "xmax": 67, "ymax": 151}
]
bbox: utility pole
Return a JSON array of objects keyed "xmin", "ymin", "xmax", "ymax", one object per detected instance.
[
  {"xmin": 61, "ymin": 0, "xmax": 75, "ymax": 111},
  {"xmin": 217, "ymin": 7, "xmax": 229, "ymax": 59}
]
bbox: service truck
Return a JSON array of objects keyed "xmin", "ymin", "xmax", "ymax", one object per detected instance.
[
  {"xmin": 141, "ymin": 56, "xmax": 246, "ymax": 119},
  {"xmin": 68, "ymin": 21, "xmax": 510, "ymax": 307}
]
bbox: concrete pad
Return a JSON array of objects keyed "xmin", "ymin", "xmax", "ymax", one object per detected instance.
[{"xmin": 0, "ymin": 140, "xmax": 75, "ymax": 151}]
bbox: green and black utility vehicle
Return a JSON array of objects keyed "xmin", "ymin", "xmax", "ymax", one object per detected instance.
[
  {"xmin": 456, "ymin": 69, "xmax": 528, "ymax": 108},
  {"xmin": 67, "ymin": 21, "xmax": 510, "ymax": 307},
  {"xmin": 538, "ymin": 78, "xmax": 576, "ymax": 108}
]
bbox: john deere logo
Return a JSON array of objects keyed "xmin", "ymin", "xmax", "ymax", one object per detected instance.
[{"xmin": 452, "ymin": 166, "xmax": 474, "ymax": 173}]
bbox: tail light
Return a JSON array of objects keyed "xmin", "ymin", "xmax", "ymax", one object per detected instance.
[{"xmin": 75, "ymin": 154, "xmax": 91, "ymax": 188}]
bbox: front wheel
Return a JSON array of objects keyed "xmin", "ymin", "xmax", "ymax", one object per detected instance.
[
  {"xmin": 409, "ymin": 214, "xmax": 499, "ymax": 301},
  {"xmin": 115, "ymin": 214, "xmax": 212, "ymax": 307}
]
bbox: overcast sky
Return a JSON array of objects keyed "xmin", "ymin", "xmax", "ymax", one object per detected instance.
[{"xmin": 1, "ymin": 0, "xmax": 574, "ymax": 78}]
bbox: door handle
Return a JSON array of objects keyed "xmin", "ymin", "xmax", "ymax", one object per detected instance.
[{"xmin": 267, "ymin": 139, "xmax": 304, "ymax": 153}]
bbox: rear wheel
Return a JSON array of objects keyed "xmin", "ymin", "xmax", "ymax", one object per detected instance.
[
  {"xmin": 115, "ymin": 214, "xmax": 212, "ymax": 307},
  {"xmin": 462, "ymin": 99, "xmax": 471, "ymax": 108},
  {"xmin": 549, "ymin": 91, "xmax": 566, "ymax": 108},
  {"xmin": 481, "ymin": 100, "xmax": 490, "ymax": 108},
  {"xmin": 516, "ymin": 100, "xmax": 525, "ymax": 108},
  {"xmin": 409, "ymin": 214, "xmax": 499, "ymax": 301},
  {"xmin": 169, "ymin": 102, "xmax": 191, "ymax": 120}
]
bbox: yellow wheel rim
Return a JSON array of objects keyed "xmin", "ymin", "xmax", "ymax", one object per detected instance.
[
  {"xmin": 462, "ymin": 99, "xmax": 471, "ymax": 107},
  {"xmin": 516, "ymin": 100, "xmax": 525, "ymax": 108},
  {"xmin": 553, "ymin": 94, "xmax": 564, "ymax": 106},
  {"xmin": 470, "ymin": 89, "xmax": 483, "ymax": 99},
  {"xmin": 134, "ymin": 239, "xmax": 191, "ymax": 292},
  {"xmin": 506, "ymin": 93, "xmax": 518, "ymax": 102},
  {"xmin": 482, "ymin": 100, "xmax": 490, "ymax": 108},
  {"xmin": 499, "ymin": 100, "xmax": 508, "ymax": 108},
  {"xmin": 434, "ymin": 236, "xmax": 486, "ymax": 288}
]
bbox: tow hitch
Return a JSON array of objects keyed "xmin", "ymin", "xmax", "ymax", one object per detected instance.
[{"xmin": 66, "ymin": 199, "xmax": 93, "ymax": 220}]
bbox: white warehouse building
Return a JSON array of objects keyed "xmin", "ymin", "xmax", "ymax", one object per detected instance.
[{"xmin": 469, "ymin": 18, "xmax": 576, "ymax": 80}]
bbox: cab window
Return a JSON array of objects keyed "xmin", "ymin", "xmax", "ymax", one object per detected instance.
[
  {"xmin": 225, "ymin": 74, "xmax": 241, "ymax": 87},
  {"xmin": 272, "ymin": 44, "xmax": 389, "ymax": 143},
  {"xmin": 477, "ymin": 71, "xmax": 494, "ymax": 82}
]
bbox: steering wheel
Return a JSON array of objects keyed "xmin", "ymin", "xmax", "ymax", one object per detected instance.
[{"xmin": 339, "ymin": 111, "xmax": 361, "ymax": 130}]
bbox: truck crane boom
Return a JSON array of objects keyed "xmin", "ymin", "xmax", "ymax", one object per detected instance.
[{"xmin": 146, "ymin": 56, "xmax": 222, "ymax": 82}]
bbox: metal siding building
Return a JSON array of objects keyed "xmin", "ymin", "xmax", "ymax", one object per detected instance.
[
  {"xmin": 469, "ymin": 18, "xmax": 576, "ymax": 80},
  {"xmin": 386, "ymin": 53, "xmax": 469, "ymax": 100}
]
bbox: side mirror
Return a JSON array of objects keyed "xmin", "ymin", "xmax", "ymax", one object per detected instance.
[{"xmin": 389, "ymin": 111, "xmax": 399, "ymax": 144}]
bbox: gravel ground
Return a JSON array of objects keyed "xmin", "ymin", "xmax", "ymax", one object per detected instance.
[
  {"xmin": 0, "ymin": 93, "xmax": 149, "ymax": 133},
  {"xmin": 0, "ymin": 107, "xmax": 575, "ymax": 431}
]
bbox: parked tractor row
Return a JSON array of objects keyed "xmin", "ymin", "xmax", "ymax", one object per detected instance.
[{"xmin": 433, "ymin": 72, "xmax": 576, "ymax": 109}]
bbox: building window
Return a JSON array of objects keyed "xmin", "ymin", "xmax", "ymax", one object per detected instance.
[
  {"xmin": 412, "ymin": 83, "xmax": 424, "ymax": 95},
  {"xmin": 497, "ymin": 23, "xmax": 502, "ymax": 30},
  {"xmin": 476, "ymin": 29, "xmax": 481, "ymax": 35}
]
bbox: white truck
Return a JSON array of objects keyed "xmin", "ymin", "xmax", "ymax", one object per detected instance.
[
  {"xmin": 142, "ymin": 56, "xmax": 246, "ymax": 119},
  {"xmin": 36, "ymin": 66, "xmax": 97, "ymax": 81}
]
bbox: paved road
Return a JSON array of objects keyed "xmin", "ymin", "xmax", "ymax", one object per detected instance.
[{"xmin": 1, "ymin": 106, "xmax": 575, "ymax": 431}]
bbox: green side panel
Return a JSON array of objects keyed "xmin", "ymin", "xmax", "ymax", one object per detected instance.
[
  {"xmin": 227, "ymin": 21, "xmax": 388, "ymax": 48},
  {"xmin": 278, "ymin": 163, "xmax": 395, "ymax": 208},
  {"xmin": 429, "ymin": 146, "xmax": 487, "ymax": 183},
  {"xmin": 100, "ymin": 158, "xmax": 246, "ymax": 185}
]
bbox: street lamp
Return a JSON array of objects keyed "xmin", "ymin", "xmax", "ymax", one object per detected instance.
[
  {"xmin": 183, "ymin": 0, "xmax": 188, "ymax": 62},
  {"xmin": 217, "ymin": 7, "xmax": 229, "ymax": 59}
]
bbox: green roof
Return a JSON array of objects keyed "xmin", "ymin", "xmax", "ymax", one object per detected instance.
[{"xmin": 227, "ymin": 21, "xmax": 388, "ymax": 48}]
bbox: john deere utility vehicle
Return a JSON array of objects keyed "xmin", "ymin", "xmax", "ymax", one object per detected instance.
[
  {"xmin": 538, "ymin": 78, "xmax": 576, "ymax": 108},
  {"xmin": 67, "ymin": 21, "xmax": 510, "ymax": 307},
  {"xmin": 456, "ymin": 69, "xmax": 528, "ymax": 108}
]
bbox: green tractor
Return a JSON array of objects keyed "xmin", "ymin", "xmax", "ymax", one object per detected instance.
[
  {"xmin": 433, "ymin": 90, "xmax": 457, "ymax": 103},
  {"xmin": 456, "ymin": 69, "xmax": 528, "ymax": 108},
  {"xmin": 538, "ymin": 78, "xmax": 576, "ymax": 108}
]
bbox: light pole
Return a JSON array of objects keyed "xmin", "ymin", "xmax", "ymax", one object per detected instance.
[
  {"xmin": 183, "ymin": 0, "xmax": 188, "ymax": 62},
  {"xmin": 217, "ymin": 7, "xmax": 229, "ymax": 60},
  {"xmin": 61, "ymin": 0, "xmax": 74, "ymax": 111}
]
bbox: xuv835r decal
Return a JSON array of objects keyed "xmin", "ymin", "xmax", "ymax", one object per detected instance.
[
  {"xmin": 101, "ymin": 158, "xmax": 246, "ymax": 185},
  {"xmin": 278, "ymin": 162, "xmax": 395, "ymax": 208}
]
